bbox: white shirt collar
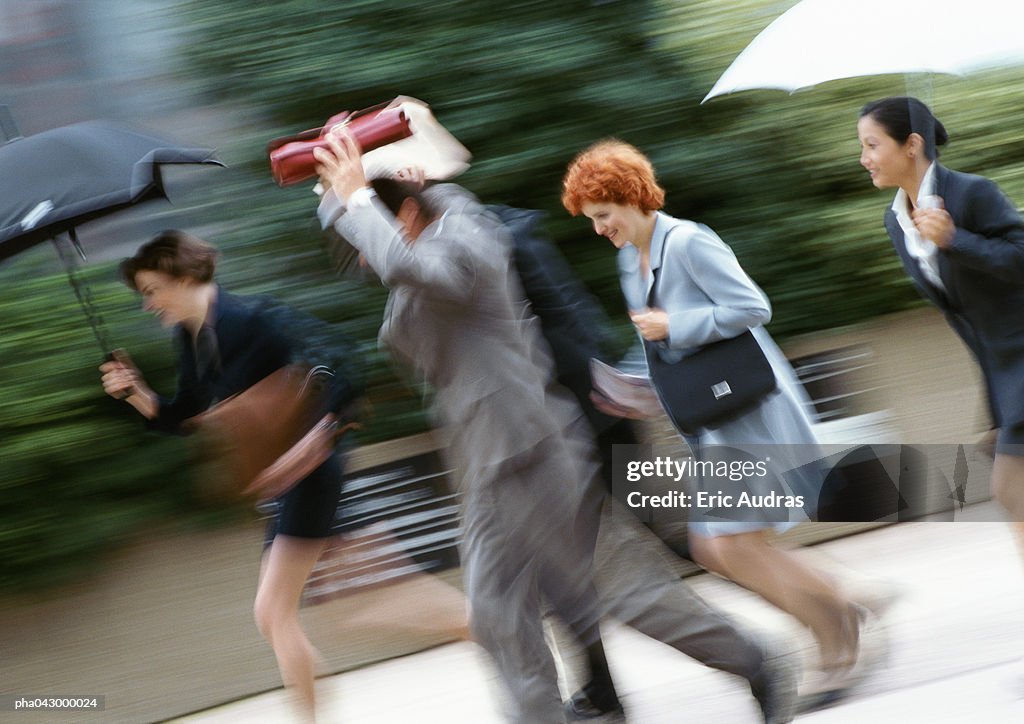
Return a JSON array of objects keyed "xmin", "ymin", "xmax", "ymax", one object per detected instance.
[
  {"xmin": 892, "ymin": 163, "xmax": 945, "ymax": 292},
  {"xmin": 891, "ymin": 162, "xmax": 937, "ymax": 217}
]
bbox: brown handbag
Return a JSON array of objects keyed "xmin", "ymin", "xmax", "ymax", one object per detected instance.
[
  {"xmin": 267, "ymin": 103, "xmax": 412, "ymax": 186},
  {"xmin": 186, "ymin": 365, "xmax": 345, "ymax": 503}
]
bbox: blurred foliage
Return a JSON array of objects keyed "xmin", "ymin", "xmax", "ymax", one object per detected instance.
[
  {"xmin": 5, "ymin": 0, "xmax": 1024, "ymax": 591},
  {"xmin": 656, "ymin": 0, "xmax": 1024, "ymax": 332},
  {"xmin": 0, "ymin": 259, "xmax": 204, "ymax": 592},
  {"xmin": 169, "ymin": 0, "xmax": 1024, "ymax": 412},
  {"xmin": 169, "ymin": 0, "xmax": 1024, "ymax": 329}
]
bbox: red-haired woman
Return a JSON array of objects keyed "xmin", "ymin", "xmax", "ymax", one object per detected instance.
[{"xmin": 563, "ymin": 140, "xmax": 870, "ymax": 696}]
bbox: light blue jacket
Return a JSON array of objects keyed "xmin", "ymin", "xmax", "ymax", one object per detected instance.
[{"xmin": 618, "ymin": 212, "xmax": 822, "ymax": 527}]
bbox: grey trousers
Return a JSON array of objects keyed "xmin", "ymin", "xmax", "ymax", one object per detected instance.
[
  {"xmin": 460, "ymin": 432, "xmax": 766, "ymax": 722},
  {"xmin": 589, "ymin": 493, "xmax": 766, "ymax": 680},
  {"xmin": 459, "ymin": 435, "xmax": 605, "ymax": 723},
  {"xmin": 564, "ymin": 413, "xmax": 767, "ymax": 685}
]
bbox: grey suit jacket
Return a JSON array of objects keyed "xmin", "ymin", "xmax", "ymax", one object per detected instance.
[
  {"xmin": 884, "ymin": 164, "xmax": 1024, "ymax": 428},
  {"xmin": 320, "ymin": 184, "xmax": 572, "ymax": 489}
]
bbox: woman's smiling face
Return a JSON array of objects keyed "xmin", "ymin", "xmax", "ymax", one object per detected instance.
[
  {"xmin": 134, "ymin": 270, "xmax": 197, "ymax": 328},
  {"xmin": 581, "ymin": 201, "xmax": 649, "ymax": 248},
  {"xmin": 858, "ymin": 114, "xmax": 915, "ymax": 190}
]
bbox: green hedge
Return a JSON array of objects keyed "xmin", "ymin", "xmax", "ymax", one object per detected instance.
[{"xmin": 0, "ymin": 262, "xmax": 195, "ymax": 592}]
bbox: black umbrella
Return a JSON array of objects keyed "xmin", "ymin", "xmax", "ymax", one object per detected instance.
[{"xmin": 0, "ymin": 114, "xmax": 223, "ymax": 353}]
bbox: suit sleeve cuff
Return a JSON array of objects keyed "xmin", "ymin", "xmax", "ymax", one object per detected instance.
[
  {"xmin": 317, "ymin": 187, "xmax": 377, "ymax": 230},
  {"xmin": 348, "ymin": 186, "xmax": 376, "ymax": 209},
  {"xmin": 317, "ymin": 188, "xmax": 346, "ymax": 229}
]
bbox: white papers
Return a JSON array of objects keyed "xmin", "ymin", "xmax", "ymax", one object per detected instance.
[
  {"xmin": 362, "ymin": 97, "xmax": 471, "ymax": 182},
  {"xmin": 589, "ymin": 358, "xmax": 664, "ymax": 418}
]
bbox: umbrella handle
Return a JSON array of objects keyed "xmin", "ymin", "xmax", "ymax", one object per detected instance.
[{"xmin": 106, "ymin": 348, "xmax": 136, "ymax": 400}]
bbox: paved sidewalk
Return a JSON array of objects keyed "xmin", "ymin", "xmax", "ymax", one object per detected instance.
[{"xmin": 176, "ymin": 515, "xmax": 1024, "ymax": 723}]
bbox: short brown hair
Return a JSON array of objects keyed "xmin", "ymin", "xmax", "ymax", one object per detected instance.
[
  {"xmin": 120, "ymin": 230, "xmax": 218, "ymax": 291},
  {"xmin": 561, "ymin": 139, "xmax": 665, "ymax": 216}
]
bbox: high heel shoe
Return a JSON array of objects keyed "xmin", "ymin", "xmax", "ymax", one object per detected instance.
[{"xmin": 798, "ymin": 605, "xmax": 890, "ymax": 712}]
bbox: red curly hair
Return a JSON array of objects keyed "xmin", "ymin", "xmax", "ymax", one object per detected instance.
[{"xmin": 561, "ymin": 139, "xmax": 665, "ymax": 215}]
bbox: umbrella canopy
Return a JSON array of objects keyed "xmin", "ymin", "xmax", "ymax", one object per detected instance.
[
  {"xmin": 703, "ymin": 0, "xmax": 1024, "ymax": 102},
  {"xmin": 0, "ymin": 120, "xmax": 222, "ymax": 262}
]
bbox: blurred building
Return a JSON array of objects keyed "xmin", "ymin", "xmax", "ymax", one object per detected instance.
[
  {"xmin": 0, "ymin": 0, "xmax": 195, "ymax": 135},
  {"xmin": 0, "ymin": 0, "xmax": 229, "ymax": 262}
]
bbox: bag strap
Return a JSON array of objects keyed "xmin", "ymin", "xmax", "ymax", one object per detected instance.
[
  {"xmin": 343, "ymin": 101, "xmax": 390, "ymax": 124},
  {"xmin": 645, "ymin": 220, "xmax": 747, "ymax": 352},
  {"xmin": 647, "ymin": 218, "xmax": 693, "ymax": 307}
]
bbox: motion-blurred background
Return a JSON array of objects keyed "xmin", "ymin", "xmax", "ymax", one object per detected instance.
[{"xmin": 1, "ymin": 1, "xmax": 1021, "ymax": 720}]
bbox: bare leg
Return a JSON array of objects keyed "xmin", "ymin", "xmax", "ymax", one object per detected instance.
[
  {"xmin": 309, "ymin": 523, "xmax": 470, "ymax": 640},
  {"xmin": 990, "ymin": 453, "xmax": 1024, "ymax": 564},
  {"xmin": 690, "ymin": 530, "xmax": 859, "ymax": 670},
  {"xmin": 255, "ymin": 534, "xmax": 329, "ymax": 723},
  {"xmin": 991, "ymin": 453, "xmax": 1024, "ymax": 521}
]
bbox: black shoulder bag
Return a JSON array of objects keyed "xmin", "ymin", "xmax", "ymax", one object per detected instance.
[{"xmin": 643, "ymin": 228, "xmax": 777, "ymax": 435}]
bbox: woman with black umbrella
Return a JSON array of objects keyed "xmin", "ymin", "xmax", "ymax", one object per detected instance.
[{"xmin": 99, "ymin": 230, "xmax": 342, "ymax": 723}]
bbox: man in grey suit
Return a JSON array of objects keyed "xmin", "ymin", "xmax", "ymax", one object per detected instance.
[{"xmin": 311, "ymin": 131, "xmax": 795, "ymax": 723}]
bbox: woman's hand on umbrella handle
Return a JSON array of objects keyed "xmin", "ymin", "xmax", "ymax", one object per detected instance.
[
  {"xmin": 630, "ymin": 307, "xmax": 670, "ymax": 341},
  {"xmin": 100, "ymin": 350, "xmax": 137, "ymax": 398},
  {"xmin": 100, "ymin": 350, "xmax": 158, "ymax": 418}
]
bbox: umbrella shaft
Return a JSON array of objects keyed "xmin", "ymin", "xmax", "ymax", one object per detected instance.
[{"xmin": 52, "ymin": 234, "xmax": 114, "ymax": 355}]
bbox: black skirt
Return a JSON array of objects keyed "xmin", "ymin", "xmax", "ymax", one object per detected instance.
[
  {"xmin": 997, "ymin": 422, "xmax": 1024, "ymax": 456},
  {"xmin": 263, "ymin": 453, "xmax": 343, "ymax": 547}
]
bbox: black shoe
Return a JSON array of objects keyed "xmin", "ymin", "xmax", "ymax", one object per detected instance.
[
  {"xmin": 565, "ymin": 681, "xmax": 625, "ymax": 721},
  {"xmin": 750, "ymin": 651, "xmax": 798, "ymax": 724},
  {"xmin": 795, "ymin": 685, "xmax": 850, "ymax": 714}
]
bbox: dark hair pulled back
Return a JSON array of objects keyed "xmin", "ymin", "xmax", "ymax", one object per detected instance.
[{"xmin": 860, "ymin": 96, "xmax": 949, "ymax": 160}]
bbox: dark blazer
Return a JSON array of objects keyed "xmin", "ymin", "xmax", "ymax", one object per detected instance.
[
  {"xmin": 147, "ymin": 288, "xmax": 291, "ymax": 434},
  {"xmin": 489, "ymin": 205, "xmax": 623, "ymax": 434},
  {"xmin": 490, "ymin": 205, "xmax": 639, "ymax": 491},
  {"xmin": 883, "ymin": 164, "xmax": 1024, "ymax": 428}
]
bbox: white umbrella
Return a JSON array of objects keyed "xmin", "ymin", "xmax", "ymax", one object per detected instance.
[{"xmin": 703, "ymin": 0, "xmax": 1024, "ymax": 102}]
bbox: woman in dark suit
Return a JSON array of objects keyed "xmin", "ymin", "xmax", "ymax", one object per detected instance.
[
  {"xmin": 858, "ymin": 96, "xmax": 1024, "ymax": 537},
  {"xmin": 99, "ymin": 230, "xmax": 342, "ymax": 723}
]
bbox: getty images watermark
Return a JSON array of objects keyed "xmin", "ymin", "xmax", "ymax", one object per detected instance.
[
  {"xmin": 612, "ymin": 442, "xmax": 1020, "ymax": 524},
  {"xmin": 0, "ymin": 695, "xmax": 105, "ymax": 712},
  {"xmin": 623, "ymin": 455, "xmax": 806, "ymax": 513}
]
